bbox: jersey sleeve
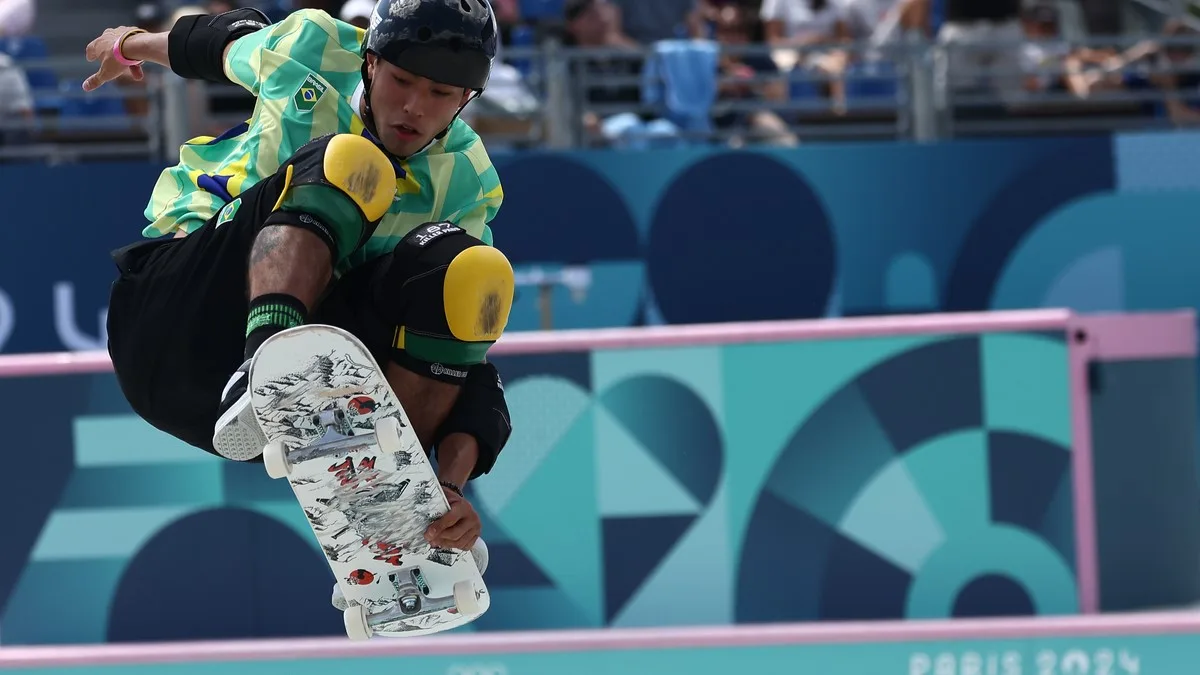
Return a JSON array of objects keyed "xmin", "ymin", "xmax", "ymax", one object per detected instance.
[{"xmin": 222, "ymin": 9, "xmax": 365, "ymax": 96}]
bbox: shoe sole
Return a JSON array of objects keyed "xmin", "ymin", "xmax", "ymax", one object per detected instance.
[{"xmin": 212, "ymin": 393, "xmax": 267, "ymax": 461}]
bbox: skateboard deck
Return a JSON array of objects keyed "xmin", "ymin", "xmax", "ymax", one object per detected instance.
[{"xmin": 248, "ymin": 324, "xmax": 490, "ymax": 640}]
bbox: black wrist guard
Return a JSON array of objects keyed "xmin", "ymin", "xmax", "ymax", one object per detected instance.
[
  {"xmin": 168, "ymin": 8, "xmax": 271, "ymax": 84},
  {"xmin": 435, "ymin": 362, "xmax": 511, "ymax": 480}
]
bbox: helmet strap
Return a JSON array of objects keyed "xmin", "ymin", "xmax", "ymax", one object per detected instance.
[
  {"xmin": 433, "ymin": 89, "xmax": 482, "ymax": 141},
  {"xmin": 359, "ymin": 60, "xmax": 384, "ymax": 142}
]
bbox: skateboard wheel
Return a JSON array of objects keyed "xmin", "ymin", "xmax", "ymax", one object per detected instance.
[
  {"xmin": 343, "ymin": 603, "xmax": 372, "ymax": 641},
  {"xmin": 263, "ymin": 440, "xmax": 290, "ymax": 479},
  {"xmin": 453, "ymin": 580, "xmax": 482, "ymax": 617},
  {"xmin": 375, "ymin": 416, "xmax": 403, "ymax": 453}
]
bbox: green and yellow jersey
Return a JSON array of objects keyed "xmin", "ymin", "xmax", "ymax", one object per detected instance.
[{"xmin": 142, "ymin": 9, "xmax": 503, "ymax": 275}]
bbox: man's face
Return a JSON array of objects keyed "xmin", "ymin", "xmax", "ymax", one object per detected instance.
[{"xmin": 366, "ymin": 55, "xmax": 474, "ymax": 157}]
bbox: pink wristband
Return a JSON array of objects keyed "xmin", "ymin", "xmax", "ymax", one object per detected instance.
[{"xmin": 112, "ymin": 29, "xmax": 144, "ymax": 67}]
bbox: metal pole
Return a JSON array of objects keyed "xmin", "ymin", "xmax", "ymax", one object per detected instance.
[
  {"xmin": 909, "ymin": 36, "xmax": 938, "ymax": 141},
  {"xmin": 542, "ymin": 38, "xmax": 573, "ymax": 149}
]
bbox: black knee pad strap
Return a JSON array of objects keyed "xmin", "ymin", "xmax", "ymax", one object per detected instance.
[{"xmin": 260, "ymin": 208, "xmax": 340, "ymax": 267}]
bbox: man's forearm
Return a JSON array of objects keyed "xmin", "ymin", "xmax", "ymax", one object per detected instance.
[
  {"xmin": 120, "ymin": 32, "xmax": 172, "ymax": 69},
  {"xmin": 436, "ymin": 433, "xmax": 480, "ymax": 488},
  {"xmin": 121, "ymin": 30, "xmax": 236, "ymax": 74}
]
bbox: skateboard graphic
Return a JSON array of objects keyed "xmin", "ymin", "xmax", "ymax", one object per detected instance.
[{"xmin": 248, "ymin": 324, "xmax": 489, "ymax": 640}]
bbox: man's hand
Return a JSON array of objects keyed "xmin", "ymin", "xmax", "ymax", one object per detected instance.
[
  {"xmin": 84, "ymin": 27, "xmax": 145, "ymax": 92},
  {"xmin": 425, "ymin": 486, "xmax": 482, "ymax": 551}
]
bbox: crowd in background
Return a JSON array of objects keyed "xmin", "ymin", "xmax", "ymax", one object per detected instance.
[{"xmin": 2, "ymin": 0, "xmax": 1200, "ymax": 153}]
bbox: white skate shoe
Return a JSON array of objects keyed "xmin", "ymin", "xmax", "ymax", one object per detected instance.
[
  {"xmin": 212, "ymin": 358, "xmax": 267, "ymax": 461},
  {"xmin": 331, "ymin": 537, "xmax": 489, "ymax": 610}
]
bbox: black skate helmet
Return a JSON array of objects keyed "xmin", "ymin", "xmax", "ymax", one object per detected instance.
[{"xmin": 358, "ymin": 0, "xmax": 499, "ymax": 151}]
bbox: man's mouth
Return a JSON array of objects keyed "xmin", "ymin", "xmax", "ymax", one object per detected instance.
[{"xmin": 392, "ymin": 123, "xmax": 421, "ymax": 140}]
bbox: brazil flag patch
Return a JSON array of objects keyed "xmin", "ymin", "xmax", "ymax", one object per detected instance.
[
  {"xmin": 215, "ymin": 197, "xmax": 242, "ymax": 228},
  {"xmin": 293, "ymin": 73, "xmax": 328, "ymax": 112}
]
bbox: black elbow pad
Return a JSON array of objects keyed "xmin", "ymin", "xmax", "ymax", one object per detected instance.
[
  {"xmin": 168, "ymin": 8, "xmax": 271, "ymax": 84},
  {"xmin": 435, "ymin": 362, "xmax": 512, "ymax": 480}
]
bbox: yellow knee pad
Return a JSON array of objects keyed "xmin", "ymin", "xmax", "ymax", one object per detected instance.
[
  {"xmin": 273, "ymin": 134, "xmax": 397, "ymax": 263},
  {"xmin": 443, "ymin": 245, "xmax": 515, "ymax": 343},
  {"xmin": 322, "ymin": 134, "xmax": 396, "ymax": 223}
]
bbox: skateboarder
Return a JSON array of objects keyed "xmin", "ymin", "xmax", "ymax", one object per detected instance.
[{"xmin": 86, "ymin": 0, "xmax": 514, "ymax": 555}]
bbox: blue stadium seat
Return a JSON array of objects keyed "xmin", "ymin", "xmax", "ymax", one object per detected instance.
[
  {"xmin": 56, "ymin": 79, "xmax": 134, "ymax": 131},
  {"xmin": 0, "ymin": 35, "xmax": 60, "ymax": 111},
  {"xmin": 844, "ymin": 61, "xmax": 899, "ymax": 105},
  {"xmin": 0, "ymin": 34, "xmax": 47, "ymax": 60},
  {"xmin": 789, "ymin": 69, "xmax": 823, "ymax": 103},
  {"xmin": 520, "ymin": 0, "xmax": 564, "ymax": 21},
  {"xmin": 508, "ymin": 23, "xmax": 535, "ymax": 76}
]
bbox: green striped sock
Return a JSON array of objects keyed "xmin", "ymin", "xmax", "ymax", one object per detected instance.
[{"xmin": 245, "ymin": 293, "xmax": 307, "ymax": 360}]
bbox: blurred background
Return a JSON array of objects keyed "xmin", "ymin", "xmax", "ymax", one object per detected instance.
[{"xmin": 3, "ymin": 0, "xmax": 1200, "ymax": 673}]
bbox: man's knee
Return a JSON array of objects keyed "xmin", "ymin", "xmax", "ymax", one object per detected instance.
[
  {"xmin": 377, "ymin": 223, "xmax": 514, "ymax": 382},
  {"xmin": 265, "ymin": 133, "xmax": 397, "ymax": 264},
  {"xmin": 443, "ymin": 244, "xmax": 514, "ymax": 344}
]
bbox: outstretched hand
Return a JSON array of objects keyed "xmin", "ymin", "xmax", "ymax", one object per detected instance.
[
  {"xmin": 425, "ymin": 486, "xmax": 482, "ymax": 551},
  {"xmin": 83, "ymin": 27, "xmax": 144, "ymax": 92}
]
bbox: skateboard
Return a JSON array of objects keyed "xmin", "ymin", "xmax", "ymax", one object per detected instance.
[{"xmin": 248, "ymin": 324, "xmax": 490, "ymax": 640}]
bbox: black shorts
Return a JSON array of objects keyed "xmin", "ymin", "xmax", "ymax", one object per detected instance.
[{"xmin": 106, "ymin": 136, "xmax": 488, "ymax": 457}]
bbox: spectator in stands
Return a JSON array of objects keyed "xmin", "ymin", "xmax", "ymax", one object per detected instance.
[
  {"xmin": 564, "ymin": 0, "xmax": 638, "ymax": 49},
  {"xmin": 1127, "ymin": 19, "xmax": 1200, "ymax": 126},
  {"xmin": 0, "ymin": 0, "xmax": 33, "ymax": 37},
  {"xmin": 760, "ymin": 0, "xmax": 842, "ymax": 48},
  {"xmin": 758, "ymin": 0, "xmax": 869, "ymax": 115},
  {"xmin": 489, "ymin": 0, "xmax": 521, "ymax": 45},
  {"xmin": 0, "ymin": 50, "xmax": 33, "ymax": 147},
  {"xmin": 936, "ymin": 0, "xmax": 1024, "ymax": 105},
  {"xmin": 339, "ymin": 0, "xmax": 373, "ymax": 28},
  {"xmin": 1054, "ymin": 19, "xmax": 1198, "ymax": 116},
  {"xmin": 865, "ymin": 0, "xmax": 932, "ymax": 44},
  {"xmin": 1004, "ymin": 6, "xmax": 1126, "ymax": 101},
  {"xmin": 802, "ymin": 0, "xmax": 905, "ymax": 115},
  {"xmin": 840, "ymin": 0, "xmax": 900, "ymax": 39},
  {"xmin": 689, "ymin": 0, "xmax": 759, "ymax": 39},
  {"xmin": 711, "ymin": 2, "xmax": 798, "ymax": 146},
  {"xmin": 1016, "ymin": 3, "xmax": 1071, "ymax": 94},
  {"xmin": 561, "ymin": 0, "xmax": 642, "ymax": 142},
  {"xmin": 611, "ymin": 0, "xmax": 697, "ymax": 43},
  {"xmin": 1007, "ymin": 3, "xmax": 1109, "ymax": 104},
  {"xmin": 1014, "ymin": 2, "xmax": 1116, "ymax": 103}
]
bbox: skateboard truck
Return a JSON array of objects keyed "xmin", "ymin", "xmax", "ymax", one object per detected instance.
[
  {"xmin": 265, "ymin": 408, "xmax": 396, "ymax": 477},
  {"xmin": 343, "ymin": 566, "xmax": 477, "ymax": 639},
  {"xmin": 392, "ymin": 569, "xmax": 451, "ymax": 616},
  {"xmin": 393, "ymin": 568, "xmax": 436, "ymax": 614},
  {"xmin": 312, "ymin": 407, "xmax": 353, "ymax": 438}
]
